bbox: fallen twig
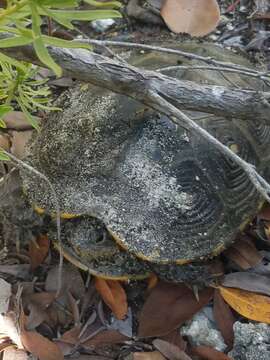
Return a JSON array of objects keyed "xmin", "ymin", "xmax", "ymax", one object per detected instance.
[{"xmin": 1, "ymin": 151, "xmax": 63, "ymax": 298}]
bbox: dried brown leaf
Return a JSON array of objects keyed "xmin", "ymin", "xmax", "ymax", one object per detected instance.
[
  {"xmin": 24, "ymin": 292, "xmax": 56, "ymax": 330},
  {"xmin": 153, "ymin": 339, "xmax": 192, "ymax": 360},
  {"xmin": 160, "ymin": 330, "xmax": 187, "ymax": 351},
  {"xmin": 258, "ymin": 204, "xmax": 270, "ymax": 220},
  {"xmin": 133, "ymin": 351, "xmax": 166, "ymax": 360},
  {"xmin": 81, "ymin": 329, "xmax": 128, "ymax": 349},
  {"xmin": 21, "ymin": 330, "xmax": 64, "ymax": 360},
  {"xmin": 20, "ymin": 312, "xmax": 63, "ymax": 360},
  {"xmin": 219, "ymin": 286, "xmax": 270, "ymax": 323},
  {"xmin": 0, "ymin": 279, "xmax": 11, "ymax": 314},
  {"xmin": 190, "ymin": 345, "xmax": 232, "ymax": 359},
  {"xmin": 95, "ymin": 278, "xmax": 128, "ymax": 320},
  {"xmin": 59, "ymin": 325, "xmax": 81, "ymax": 345},
  {"xmin": 0, "ymin": 134, "xmax": 11, "ymax": 151},
  {"xmin": 10, "ymin": 130, "xmax": 33, "ymax": 159},
  {"xmin": 67, "ymin": 291, "xmax": 80, "ymax": 325},
  {"xmin": 138, "ymin": 282, "xmax": 213, "ymax": 338},
  {"xmin": 29, "ymin": 235, "xmax": 50, "ymax": 270},
  {"xmin": 222, "ymin": 272, "xmax": 270, "ymax": 296},
  {"xmin": 3, "ymin": 111, "xmax": 35, "ymax": 130},
  {"xmin": 0, "ymin": 312, "xmax": 23, "ymax": 349},
  {"xmin": 147, "ymin": 273, "xmax": 159, "ymax": 291},
  {"xmin": 223, "ymin": 237, "xmax": 262, "ymax": 270},
  {"xmin": 45, "ymin": 264, "xmax": 85, "ymax": 303},
  {"xmin": 2, "ymin": 348, "xmax": 28, "ymax": 360},
  {"xmin": 0, "ymin": 265, "xmax": 30, "ymax": 279},
  {"xmin": 160, "ymin": 0, "xmax": 220, "ymax": 36},
  {"xmin": 213, "ymin": 289, "xmax": 235, "ymax": 349}
]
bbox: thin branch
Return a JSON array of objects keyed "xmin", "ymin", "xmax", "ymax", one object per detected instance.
[
  {"xmin": 81, "ymin": 39, "xmax": 270, "ymax": 81},
  {"xmin": 147, "ymin": 91, "xmax": 270, "ymax": 202},
  {"xmin": 157, "ymin": 64, "xmax": 270, "ymax": 83},
  {"xmin": 2, "ymin": 151, "xmax": 63, "ymax": 298},
  {"xmin": 1, "ymin": 33, "xmax": 269, "ymax": 123},
  {"xmin": 1, "ymin": 35, "xmax": 269, "ymax": 202}
]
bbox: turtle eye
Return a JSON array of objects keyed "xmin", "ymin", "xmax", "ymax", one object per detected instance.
[{"xmin": 95, "ymin": 234, "xmax": 105, "ymax": 244}]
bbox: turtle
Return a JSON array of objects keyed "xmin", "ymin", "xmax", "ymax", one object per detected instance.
[{"xmin": 18, "ymin": 41, "xmax": 270, "ymax": 282}]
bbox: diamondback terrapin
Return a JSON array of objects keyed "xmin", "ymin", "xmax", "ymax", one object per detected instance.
[{"xmin": 20, "ymin": 42, "xmax": 270, "ymax": 282}]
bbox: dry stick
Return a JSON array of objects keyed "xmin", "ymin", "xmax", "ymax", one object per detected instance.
[
  {"xmin": 82, "ymin": 39, "xmax": 270, "ymax": 81},
  {"xmin": 1, "ymin": 37, "xmax": 269, "ymax": 200},
  {"xmin": 1, "ymin": 150, "xmax": 63, "ymax": 298},
  {"xmin": 147, "ymin": 91, "xmax": 270, "ymax": 202},
  {"xmin": 157, "ymin": 64, "xmax": 270, "ymax": 82}
]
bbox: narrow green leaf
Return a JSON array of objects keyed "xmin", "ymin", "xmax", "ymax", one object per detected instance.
[
  {"xmin": 0, "ymin": 105, "xmax": 12, "ymax": 118},
  {"xmin": 0, "ymin": 151, "xmax": 10, "ymax": 161},
  {"xmin": 38, "ymin": 0, "xmax": 79, "ymax": 8},
  {"xmin": 38, "ymin": 6, "xmax": 74, "ymax": 29},
  {"xmin": 42, "ymin": 35, "xmax": 91, "ymax": 50},
  {"xmin": 0, "ymin": 118, "xmax": 7, "ymax": 128},
  {"xmin": 17, "ymin": 98, "xmax": 40, "ymax": 130},
  {"xmin": 30, "ymin": 2, "xmax": 62, "ymax": 77},
  {"xmin": 84, "ymin": 0, "xmax": 122, "ymax": 8},
  {"xmin": 0, "ymin": 51, "xmax": 27, "ymax": 72},
  {"xmin": 47, "ymin": 9, "xmax": 122, "ymax": 22},
  {"xmin": 0, "ymin": 35, "xmax": 33, "ymax": 48}
]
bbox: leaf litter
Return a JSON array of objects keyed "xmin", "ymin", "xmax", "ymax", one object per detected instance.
[{"xmin": 1, "ymin": 4, "xmax": 270, "ymax": 358}]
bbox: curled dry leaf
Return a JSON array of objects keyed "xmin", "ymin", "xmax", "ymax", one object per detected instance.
[
  {"xmin": 29, "ymin": 234, "xmax": 50, "ymax": 271},
  {"xmin": 153, "ymin": 339, "xmax": 192, "ymax": 360},
  {"xmin": 95, "ymin": 278, "xmax": 128, "ymax": 320},
  {"xmin": 213, "ymin": 289, "xmax": 235, "ymax": 349},
  {"xmin": 160, "ymin": 0, "xmax": 220, "ymax": 36},
  {"xmin": 190, "ymin": 345, "xmax": 232, "ymax": 360},
  {"xmin": 20, "ymin": 312, "xmax": 64, "ymax": 360},
  {"xmin": 219, "ymin": 286, "xmax": 270, "ymax": 324},
  {"xmin": 138, "ymin": 282, "xmax": 213, "ymax": 338},
  {"xmin": 223, "ymin": 237, "xmax": 262, "ymax": 270},
  {"xmin": 222, "ymin": 272, "xmax": 270, "ymax": 297}
]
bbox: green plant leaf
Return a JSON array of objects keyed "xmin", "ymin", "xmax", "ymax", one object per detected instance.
[
  {"xmin": 84, "ymin": 0, "xmax": 122, "ymax": 8},
  {"xmin": 0, "ymin": 150, "xmax": 10, "ymax": 161},
  {"xmin": 50, "ymin": 9, "xmax": 122, "ymax": 21},
  {"xmin": 30, "ymin": 2, "xmax": 62, "ymax": 77},
  {"xmin": 0, "ymin": 105, "xmax": 13, "ymax": 118},
  {"xmin": 38, "ymin": 6, "xmax": 75, "ymax": 29},
  {"xmin": 0, "ymin": 118, "xmax": 7, "ymax": 128},
  {"xmin": 0, "ymin": 35, "xmax": 33, "ymax": 48},
  {"xmin": 0, "ymin": 51, "xmax": 27, "ymax": 71},
  {"xmin": 17, "ymin": 97, "xmax": 40, "ymax": 130},
  {"xmin": 42, "ymin": 35, "xmax": 91, "ymax": 50},
  {"xmin": 38, "ymin": 0, "xmax": 79, "ymax": 8}
]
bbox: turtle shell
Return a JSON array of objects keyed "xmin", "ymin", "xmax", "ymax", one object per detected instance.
[
  {"xmin": 21, "ymin": 42, "xmax": 270, "ymax": 265},
  {"xmin": 49, "ymin": 216, "xmax": 150, "ymax": 280}
]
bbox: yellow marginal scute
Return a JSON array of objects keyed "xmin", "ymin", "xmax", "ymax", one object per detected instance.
[
  {"xmin": 53, "ymin": 242, "xmax": 149, "ymax": 281},
  {"xmin": 108, "ymin": 227, "xmax": 191, "ymax": 264},
  {"xmin": 33, "ymin": 205, "xmax": 81, "ymax": 219}
]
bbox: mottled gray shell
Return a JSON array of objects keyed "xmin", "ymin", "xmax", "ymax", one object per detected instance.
[{"xmin": 22, "ymin": 42, "xmax": 270, "ymax": 264}]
